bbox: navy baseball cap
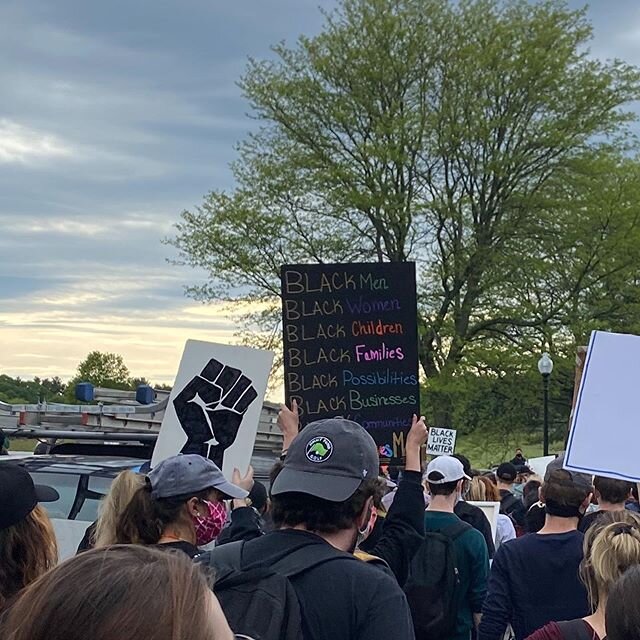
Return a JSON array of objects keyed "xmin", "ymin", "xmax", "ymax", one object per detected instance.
[
  {"xmin": 0, "ymin": 463, "xmax": 59, "ymax": 530},
  {"xmin": 147, "ymin": 454, "xmax": 248, "ymax": 500},
  {"xmin": 271, "ymin": 418, "xmax": 379, "ymax": 502}
]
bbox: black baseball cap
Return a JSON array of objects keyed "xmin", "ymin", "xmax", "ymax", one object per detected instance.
[
  {"xmin": 0, "ymin": 463, "xmax": 59, "ymax": 530},
  {"xmin": 497, "ymin": 462, "xmax": 518, "ymax": 483},
  {"xmin": 271, "ymin": 418, "xmax": 379, "ymax": 502}
]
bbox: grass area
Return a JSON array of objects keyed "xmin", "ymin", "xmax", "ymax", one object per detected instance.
[{"xmin": 456, "ymin": 430, "xmax": 566, "ymax": 469}]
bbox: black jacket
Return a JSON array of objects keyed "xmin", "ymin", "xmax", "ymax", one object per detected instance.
[
  {"xmin": 217, "ymin": 506, "xmax": 266, "ymax": 546},
  {"xmin": 454, "ymin": 500, "xmax": 496, "ymax": 558},
  {"xmin": 364, "ymin": 469, "xmax": 425, "ymax": 586},
  {"xmin": 233, "ymin": 529, "xmax": 415, "ymax": 640}
]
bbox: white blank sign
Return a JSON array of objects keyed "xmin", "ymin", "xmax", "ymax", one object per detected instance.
[{"xmin": 565, "ymin": 330, "xmax": 640, "ymax": 482}]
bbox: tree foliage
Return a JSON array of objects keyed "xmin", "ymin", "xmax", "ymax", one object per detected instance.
[
  {"xmin": 0, "ymin": 375, "xmax": 65, "ymax": 404},
  {"xmin": 68, "ymin": 351, "xmax": 132, "ymax": 392},
  {"xmin": 171, "ymin": 0, "xmax": 640, "ymax": 432}
]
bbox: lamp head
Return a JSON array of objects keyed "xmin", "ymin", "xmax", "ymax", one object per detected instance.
[{"xmin": 538, "ymin": 352, "xmax": 554, "ymax": 376}]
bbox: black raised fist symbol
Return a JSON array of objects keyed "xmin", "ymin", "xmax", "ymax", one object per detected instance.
[{"xmin": 173, "ymin": 359, "xmax": 258, "ymax": 468}]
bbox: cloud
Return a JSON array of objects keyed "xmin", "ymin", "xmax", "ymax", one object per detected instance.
[
  {"xmin": 0, "ymin": 119, "xmax": 74, "ymax": 164},
  {"xmin": 0, "ymin": 0, "xmax": 638, "ymax": 396}
]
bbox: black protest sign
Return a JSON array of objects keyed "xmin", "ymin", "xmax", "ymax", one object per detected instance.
[{"xmin": 281, "ymin": 262, "xmax": 419, "ymax": 465}]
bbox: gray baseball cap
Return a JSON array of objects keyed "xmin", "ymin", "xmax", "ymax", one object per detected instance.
[
  {"xmin": 271, "ymin": 418, "xmax": 379, "ymax": 502},
  {"xmin": 544, "ymin": 453, "xmax": 593, "ymax": 492},
  {"xmin": 147, "ymin": 454, "xmax": 248, "ymax": 500}
]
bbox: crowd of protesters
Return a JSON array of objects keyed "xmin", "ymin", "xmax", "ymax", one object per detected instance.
[{"xmin": 2, "ymin": 411, "xmax": 640, "ymax": 640}]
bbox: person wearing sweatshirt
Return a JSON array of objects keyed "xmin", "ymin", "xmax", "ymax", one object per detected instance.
[{"xmin": 478, "ymin": 457, "xmax": 593, "ymax": 640}]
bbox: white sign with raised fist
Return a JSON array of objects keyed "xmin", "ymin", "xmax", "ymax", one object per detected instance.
[{"xmin": 152, "ymin": 340, "xmax": 274, "ymax": 477}]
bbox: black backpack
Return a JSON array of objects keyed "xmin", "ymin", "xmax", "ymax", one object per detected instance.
[
  {"xmin": 197, "ymin": 541, "xmax": 355, "ymax": 640},
  {"xmin": 404, "ymin": 519, "xmax": 471, "ymax": 640}
]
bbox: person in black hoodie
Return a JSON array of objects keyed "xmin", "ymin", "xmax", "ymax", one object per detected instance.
[
  {"xmin": 204, "ymin": 416, "xmax": 419, "ymax": 640},
  {"xmin": 453, "ymin": 453, "xmax": 496, "ymax": 558}
]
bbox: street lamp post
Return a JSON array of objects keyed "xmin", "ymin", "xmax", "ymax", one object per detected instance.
[{"xmin": 537, "ymin": 352, "xmax": 554, "ymax": 456}]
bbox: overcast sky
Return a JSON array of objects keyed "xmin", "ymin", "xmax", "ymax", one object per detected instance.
[{"xmin": 1, "ymin": 0, "xmax": 640, "ymax": 386}]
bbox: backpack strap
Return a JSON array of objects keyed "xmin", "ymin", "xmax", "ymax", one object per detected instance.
[
  {"xmin": 556, "ymin": 620, "xmax": 596, "ymax": 640},
  {"xmin": 198, "ymin": 540, "xmax": 245, "ymax": 569},
  {"xmin": 201, "ymin": 539, "xmax": 356, "ymax": 579},
  {"xmin": 270, "ymin": 542, "xmax": 357, "ymax": 578}
]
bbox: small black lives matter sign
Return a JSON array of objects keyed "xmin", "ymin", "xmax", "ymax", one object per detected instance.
[{"xmin": 281, "ymin": 262, "xmax": 420, "ymax": 465}]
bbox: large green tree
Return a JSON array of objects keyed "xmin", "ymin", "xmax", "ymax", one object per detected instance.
[
  {"xmin": 68, "ymin": 351, "xmax": 132, "ymax": 392},
  {"xmin": 171, "ymin": 0, "xmax": 640, "ymax": 427}
]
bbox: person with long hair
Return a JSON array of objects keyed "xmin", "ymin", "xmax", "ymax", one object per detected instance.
[
  {"xmin": 526, "ymin": 510, "xmax": 640, "ymax": 640},
  {"xmin": 469, "ymin": 475, "xmax": 516, "ymax": 549},
  {"xmin": 0, "ymin": 463, "xmax": 58, "ymax": 612},
  {"xmin": 115, "ymin": 454, "xmax": 248, "ymax": 557},
  {"xmin": 606, "ymin": 565, "xmax": 640, "ymax": 640},
  {"xmin": 77, "ymin": 469, "xmax": 145, "ymax": 552},
  {"xmin": 0, "ymin": 545, "xmax": 235, "ymax": 640}
]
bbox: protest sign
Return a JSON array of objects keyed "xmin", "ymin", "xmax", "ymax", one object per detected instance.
[
  {"xmin": 528, "ymin": 455, "xmax": 556, "ymax": 478},
  {"xmin": 281, "ymin": 262, "xmax": 419, "ymax": 465},
  {"xmin": 427, "ymin": 427, "xmax": 457, "ymax": 456},
  {"xmin": 565, "ymin": 330, "xmax": 640, "ymax": 482},
  {"xmin": 468, "ymin": 501, "xmax": 500, "ymax": 544},
  {"xmin": 151, "ymin": 340, "xmax": 274, "ymax": 477}
]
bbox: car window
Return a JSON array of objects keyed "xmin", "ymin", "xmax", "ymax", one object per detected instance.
[
  {"xmin": 75, "ymin": 476, "xmax": 114, "ymax": 522},
  {"xmin": 30, "ymin": 472, "xmax": 80, "ymax": 519}
]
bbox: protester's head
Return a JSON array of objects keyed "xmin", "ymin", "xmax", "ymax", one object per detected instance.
[
  {"xmin": 593, "ymin": 476, "xmax": 632, "ymax": 507},
  {"xmin": 606, "ymin": 566, "xmax": 640, "ymax": 640},
  {"xmin": 116, "ymin": 454, "xmax": 247, "ymax": 547},
  {"xmin": 522, "ymin": 478, "xmax": 542, "ymax": 509},
  {"xmin": 248, "ymin": 480, "xmax": 269, "ymax": 515},
  {"xmin": 95, "ymin": 470, "xmax": 145, "ymax": 548},
  {"xmin": 579, "ymin": 510, "xmax": 640, "ymax": 607},
  {"xmin": 0, "ymin": 545, "xmax": 234, "ymax": 640},
  {"xmin": 452, "ymin": 453, "xmax": 474, "ymax": 495},
  {"xmin": 452, "ymin": 453, "xmax": 472, "ymax": 477},
  {"xmin": 0, "ymin": 464, "xmax": 58, "ymax": 610},
  {"xmin": 425, "ymin": 455, "xmax": 470, "ymax": 499},
  {"xmin": 270, "ymin": 418, "xmax": 382, "ymax": 550},
  {"xmin": 496, "ymin": 462, "xmax": 518, "ymax": 486},
  {"xmin": 468, "ymin": 475, "xmax": 500, "ymax": 502},
  {"xmin": 541, "ymin": 465, "xmax": 592, "ymax": 519}
]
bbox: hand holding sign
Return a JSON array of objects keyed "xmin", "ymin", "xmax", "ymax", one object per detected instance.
[{"xmin": 173, "ymin": 358, "xmax": 259, "ymax": 468}]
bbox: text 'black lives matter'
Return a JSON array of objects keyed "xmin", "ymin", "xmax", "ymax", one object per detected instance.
[{"xmin": 281, "ymin": 263, "xmax": 419, "ymax": 465}]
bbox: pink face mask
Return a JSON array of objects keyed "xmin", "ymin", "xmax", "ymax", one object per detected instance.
[{"xmin": 192, "ymin": 499, "xmax": 227, "ymax": 546}]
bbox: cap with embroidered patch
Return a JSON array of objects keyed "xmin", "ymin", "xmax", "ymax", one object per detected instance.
[
  {"xmin": 271, "ymin": 418, "xmax": 379, "ymax": 502},
  {"xmin": 425, "ymin": 455, "xmax": 471, "ymax": 485}
]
